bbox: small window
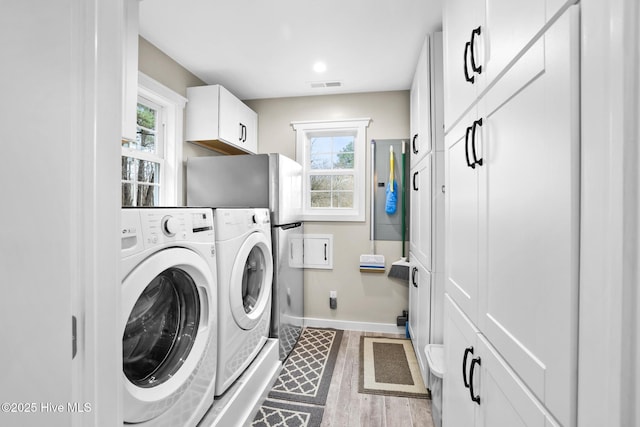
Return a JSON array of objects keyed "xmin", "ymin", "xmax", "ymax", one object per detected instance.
[
  {"xmin": 122, "ymin": 96, "xmax": 165, "ymax": 207},
  {"xmin": 293, "ymin": 119, "xmax": 370, "ymax": 221},
  {"xmin": 121, "ymin": 73, "xmax": 187, "ymax": 207}
]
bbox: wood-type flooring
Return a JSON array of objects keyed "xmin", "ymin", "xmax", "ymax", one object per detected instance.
[{"xmin": 318, "ymin": 330, "xmax": 435, "ymax": 427}]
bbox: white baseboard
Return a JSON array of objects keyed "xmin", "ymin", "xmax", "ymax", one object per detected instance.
[{"xmin": 303, "ymin": 317, "xmax": 406, "ymax": 335}]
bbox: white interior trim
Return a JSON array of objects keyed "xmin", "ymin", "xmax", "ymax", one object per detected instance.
[
  {"xmin": 292, "ymin": 118, "xmax": 371, "ymax": 222},
  {"xmin": 303, "ymin": 317, "xmax": 406, "ymax": 335}
]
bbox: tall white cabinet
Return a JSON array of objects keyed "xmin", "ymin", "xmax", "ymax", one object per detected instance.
[
  {"xmin": 442, "ymin": 3, "xmax": 580, "ymax": 427},
  {"xmin": 408, "ymin": 33, "xmax": 445, "ymax": 386}
]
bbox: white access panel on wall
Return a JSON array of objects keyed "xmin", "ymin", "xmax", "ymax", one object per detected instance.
[{"xmin": 302, "ymin": 234, "xmax": 333, "ymax": 269}]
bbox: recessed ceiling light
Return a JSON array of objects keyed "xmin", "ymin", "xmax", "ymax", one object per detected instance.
[{"xmin": 313, "ymin": 62, "xmax": 327, "ymax": 73}]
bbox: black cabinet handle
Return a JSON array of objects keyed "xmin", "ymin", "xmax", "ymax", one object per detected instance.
[
  {"xmin": 411, "ymin": 267, "xmax": 418, "ymax": 287},
  {"xmin": 412, "ymin": 171, "xmax": 419, "ymax": 191},
  {"xmin": 464, "ymin": 125, "xmax": 475, "ymax": 169},
  {"xmin": 412, "ymin": 134, "xmax": 419, "ymax": 154},
  {"xmin": 471, "ymin": 118, "xmax": 483, "ymax": 166},
  {"xmin": 239, "ymin": 123, "xmax": 247, "ymax": 142},
  {"xmin": 462, "ymin": 346, "xmax": 474, "ymax": 388},
  {"xmin": 324, "ymin": 243, "xmax": 327, "ymax": 261},
  {"xmin": 463, "ymin": 41, "xmax": 474, "ymax": 84},
  {"xmin": 470, "ymin": 27, "xmax": 482, "ymax": 74},
  {"xmin": 469, "ymin": 357, "xmax": 481, "ymax": 405}
]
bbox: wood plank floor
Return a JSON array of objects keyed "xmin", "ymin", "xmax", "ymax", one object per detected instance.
[{"xmin": 319, "ymin": 330, "xmax": 435, "ymax": 427}]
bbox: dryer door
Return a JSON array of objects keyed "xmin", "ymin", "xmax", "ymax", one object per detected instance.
[
  {"xmin": 121, "ymin": 248, "xmax": 215, "ymax": 423},
  {"xmin": 229, "ymin": 231, "xmax": 274, "ymax": 330}
]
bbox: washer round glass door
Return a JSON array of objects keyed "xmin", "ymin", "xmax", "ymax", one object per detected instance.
[
  {"xmin": 229, "ymin": 231, "xmax": 273, "ymax": 330},
  {"xmin": 123, "ymin": 267, "xmax": 200, "ymax": 388},
  {"xmin": 121, "ymin": 247, "xmax": 215, "ymax": 423}
]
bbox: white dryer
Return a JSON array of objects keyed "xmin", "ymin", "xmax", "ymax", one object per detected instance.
[
  {"xmin": 213, "ymin": 208, "xmax": 273, "ymax": 396},
  {"xmin": 120, "ymin": 208, "xmax": 218, "ymax": 426}
]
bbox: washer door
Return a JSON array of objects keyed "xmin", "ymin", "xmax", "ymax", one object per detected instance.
[
  {"xmin": 121, "ymin": 248, "xmax": 214, "ymax": 423},
  {"xmin": 229, "ymin": 231, "xmax": 273, "ymax": 330}
]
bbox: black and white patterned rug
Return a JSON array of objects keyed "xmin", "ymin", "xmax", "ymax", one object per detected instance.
[
  {"xmin": 251, "ymin": 327, "xmax": 344, "ymax": 426},
  {"xmin": 251, "ymin": 399, "xmax": 324, "ymax": 427}
]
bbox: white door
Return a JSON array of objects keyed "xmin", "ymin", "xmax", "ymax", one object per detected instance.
[
  {"xmin": 229, "ymin": 232, "xmax": 274, "ymax": 330},
  {"xmin": 121, "ymin": 248, "xmax": 215, "ymax": 423}
]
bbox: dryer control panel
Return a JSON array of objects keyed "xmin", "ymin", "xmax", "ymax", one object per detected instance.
[{"xmin": 213, "ymin": 208, "xmax": 271, "ymax": 241}]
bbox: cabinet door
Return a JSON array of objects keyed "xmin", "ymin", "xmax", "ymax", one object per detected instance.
[
  {"xmin": 409, "ymin": 70, "xmax": 419, "ymax": 158},
  {"xmin": 476, "ymin": 335, "xmax": 560, "ymax": 427},
  {"xmin": 409, "ymin": 256, "xmax": 432, "ymax": 385},
  {"xmin": 410, "ymin": 35, "xmax": 432, "ymax": 164},
  {"xmin": 444, "ymin": 108, "xmax": 479, "ymax": 324},
  {"xmin": 443, "ymin": 0, "xmax": 565, "ymax": 131},
  {"xmin": 302, "ymin": 235, "xmax": 333, "ymax": 269},
  {"xmin": 218, "ymin": 85, "xmax": 242, "ymax": 147},
  {"xmin": 409, "ymin": 153, "xmax": 432, "ymax": 270},
  {"xmin": 237, "ymin": 101, "xmax": 258, "ymax": 154},
  {"xmin": 443, "ymin": 295, "xmax": 478, "ymax": 427},
  {"xmin": 442, "ymin": 0, "xmax": 484, "ymax": 130},
  {"xmin": 408, "ymin": 257, "xmax": 419, "ymax": 353},
  {"xmin": 477, "ymin": 9, "xmax": 579, "ymax": 426}
]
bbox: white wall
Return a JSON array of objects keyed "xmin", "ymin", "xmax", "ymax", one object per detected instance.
[
  {"xmin": 246, "ymin": 91, "xmax": 410, "ymax": 328},
  {"xmin": 138, "ymin": 37, "xmax": 222, "ymax": 205}
]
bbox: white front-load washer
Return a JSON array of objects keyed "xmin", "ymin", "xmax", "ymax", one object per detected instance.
[
  {"xmin": 120, "ymin": 208, "xmax": 218, "ymax": 426},
  {"xmin": 213, "ymin": 208, "xmax": 273, "ymax": 396}
]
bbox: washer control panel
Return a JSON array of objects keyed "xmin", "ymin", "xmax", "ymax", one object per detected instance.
[{"xmin": 121, "ymin": 208, "xmax": 215, "ymax": 251}]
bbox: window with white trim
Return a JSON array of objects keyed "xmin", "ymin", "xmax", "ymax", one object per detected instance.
[
  {"xmin": 121, "ymin": 73, "xmax": 186, "ymax": 206},
  {"xmin": 293, "ymin": 119, "xmax": 370, "ymax": 221}
]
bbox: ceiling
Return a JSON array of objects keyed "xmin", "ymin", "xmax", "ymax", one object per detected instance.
[{"xmin": 139, "ymin": 0, "xmax": 443, "ymax": 100}]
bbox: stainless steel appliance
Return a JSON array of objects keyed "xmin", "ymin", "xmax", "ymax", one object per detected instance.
[{"xmin": 187, "ymin": 153, "xmax": 304, "ymax": 361}]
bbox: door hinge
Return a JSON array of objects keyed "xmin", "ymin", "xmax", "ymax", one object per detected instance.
[{"xmin": 72, "ymin": 315, "xmax": 77, "ymax": 359}]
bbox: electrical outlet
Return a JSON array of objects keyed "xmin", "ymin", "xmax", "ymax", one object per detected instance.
[{"xmin": 329, "ymin": 291, "xmax": 337, "ymax": 309}]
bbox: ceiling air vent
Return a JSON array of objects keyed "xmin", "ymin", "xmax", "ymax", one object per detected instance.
[{"xmin": 310, "ymin": 81, "xmax": 343, "ymax": 89}]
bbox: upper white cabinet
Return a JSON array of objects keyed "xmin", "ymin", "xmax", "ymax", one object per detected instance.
[
  {"xmin": 186, "ymin": 85, "xmax": 258, "ymax": 154},
  {"xmin": 443, "ymin": 8, "xmax": 579, "ymax": 426},
  {"xmin": 443, "ymin": 0, "xmax": 574, "ymax": 131},
  {"xmin": 409, "ymin": 36, "xmax": 432, "ymax": 163},
  {"xmin": 410, "ymin": 33, "xmax": 445, "ymax": 164},
  {"xmin": 122, "ymin": 0, "xmax": 140, "ymax": 142}
]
